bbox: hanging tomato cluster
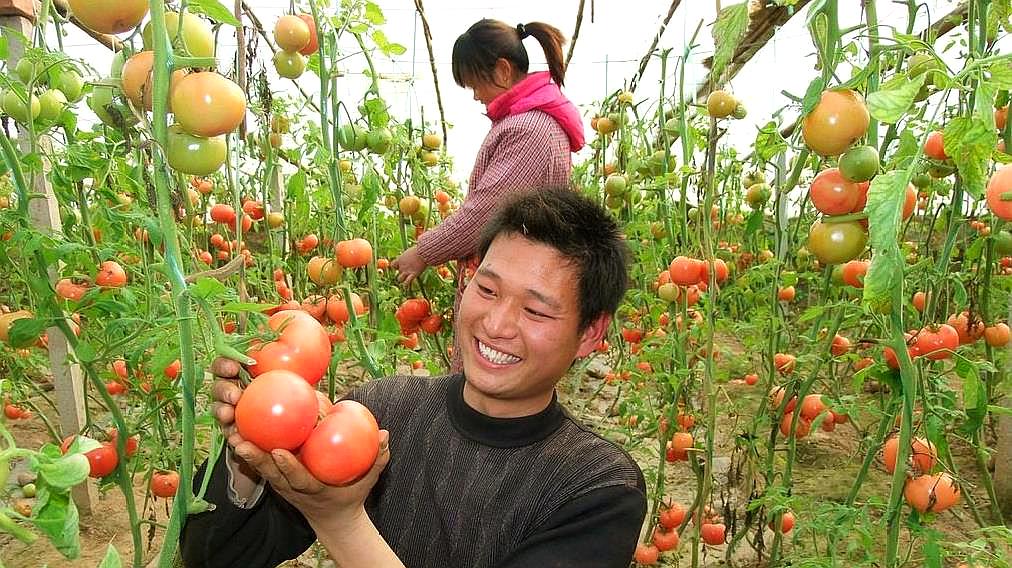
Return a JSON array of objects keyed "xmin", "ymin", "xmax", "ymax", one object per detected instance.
[{"xmin": 272, "ymin": 14, "xmax": 319, "ymax": 79}]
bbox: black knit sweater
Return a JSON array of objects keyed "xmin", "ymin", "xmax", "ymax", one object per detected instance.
[{"xmin": 181, "ymin": 374, "xmax": 647, "ymax": 568}]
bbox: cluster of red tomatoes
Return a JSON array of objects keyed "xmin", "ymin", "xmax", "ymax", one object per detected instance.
[
  {"xmin": 59, "ymin": 425, "xmax": 178, "ymax": 497},
  {"xmin": 234, "ymin": 310, "xmax": 380, "ymax": 485},
  {"xmin": 394, "ymin": 298, "xmax": 444, "ymax": 349},
  {"xmin": 634, "ymin": 498, "xmax": 795, "ymax": 564},
  {"xmin": 880, "ymin": 435, "xmax": 961, "ymax": 514}
]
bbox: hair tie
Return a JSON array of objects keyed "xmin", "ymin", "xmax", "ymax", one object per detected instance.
[{"xmin": 516, "ymin": 23, "xmax": 529, "ymax": 39}]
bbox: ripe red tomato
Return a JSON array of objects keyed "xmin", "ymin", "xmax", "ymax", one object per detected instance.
[
  {"xmin": 841, "ymin": 259, "xmax": 869, "ymax": 288},
  {"xmin": 106, "ymin": 428, "xmax": 139, "ymax": 457},
  {"xmin": 666, "ymin": 432, "xmax": 693, "ymax": 462},
  {"xmin": 914, "ymin": 324, "xmax": 959, "ymax": 360},
  {"xmin": 96, "ymin": 260, "xmax": 127, "ymax": 288},
  {"xmin": 420, "ymin": 314, "xmax": 443, "ymax": 334},
  {"xmin": 61, "ymin": 437, "xmax": 120, "ymax": 478},
  {"xmin": 163, "ymin": 359, "xmax": 181, "ymax": 380},
  {"xmin": 772, "ymin": 511, "xmax": 795, "ymax": 533},
  {"xmin": 668, "ymin": 256, "xmax": 703, "ymax": 286},
  {"xmin": 810, "ymin": 168, "xmax": 860, "ymax": 215},
  {"xmin": 297, "ymin": 14, "xmax": 320, "ymax": 55},
  {"xmin": 651, "ymin": 526, "xmax": 679, "ymax": 551},
  {"xmin": 700, "ymin": 522, "xmax": 726, "ymax": 546},
  {"xmin": 904, "ymin": 472, "xmax": 960, "ymax": 513},
  {"xmin": 248, "ymin": 310, "xmax": 332, "ymax": 385},
  {"xmin": 799, "ymin": 394, "xmax": 827, "ymax": 421},
  {"xmin": 658, "ymin": 501, "xmax": 686, "ymax": 529},
  {"xmin": 210, "ymin": 204, "xmax": 237, "ymax": 225},
  {"xmin": 235, "ymin": 370, "xmax": 320, "ymax": 451},
  {"xmin": 56, "ymin": 278, "xmax": 89, "ymax": 301},
  {"xmin": 326, "ymin": 293, "xmax": 367, "ymax": 325},
  {"xmin": 299, "ymin": 400, "xmax": 380, "ymax": 485},
  {"xmin": 633, "ymin": 543, "xmax": 659, "ymax": 564},
  {"xmin": 336, "ymin": 238, "xmax": 373, "ymax": 268},
  {"xmin": 150, "ymin": 470, "xmax": 180, "ymax": 498},
  {"xmin": 924, "ymin": 131, "xmax": 948, "ymax": 160},
  {"xmin": 986, "ymin": 164, "xmax": 1012, "ymax": 220}
]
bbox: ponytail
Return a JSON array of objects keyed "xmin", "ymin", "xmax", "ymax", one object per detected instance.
[
  {"xmin": 452, "ymin": 19, "xmax": 568, "ymax": 89},
  {"xmin": 521, "ymin": 22, "xmax": 567, "ymax": 86}
]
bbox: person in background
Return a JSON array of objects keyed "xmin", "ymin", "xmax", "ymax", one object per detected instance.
[
  {"xmin": 180, "ymin": 188, "xmax": 645, "ymax": 568},
  {"xmin": 391, "ymin": 18, "xmax": 585, "ymax": 371}
]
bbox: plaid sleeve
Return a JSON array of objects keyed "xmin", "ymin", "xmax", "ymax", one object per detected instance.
[{"xmin": 416, "ymin": 115, "xmax": 566, "ymax": 266}]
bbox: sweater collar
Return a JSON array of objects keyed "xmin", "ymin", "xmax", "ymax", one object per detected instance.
[
  {"xmin": 446, "ymin": 374, "xmax": 565, "ymax": 448},
  {"xmin": 483, "ymin": 71, "xmax": 585, "ymax": 152}
]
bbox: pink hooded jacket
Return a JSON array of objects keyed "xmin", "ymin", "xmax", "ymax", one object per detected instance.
[{"xmin": 485, "ymin": 71, "xmax": 585, "ymax": 152}]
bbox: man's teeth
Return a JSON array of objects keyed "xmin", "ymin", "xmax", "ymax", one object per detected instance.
[{"xmin": 478, "ymin": 340, "xmax": 521, "ymax": 365}]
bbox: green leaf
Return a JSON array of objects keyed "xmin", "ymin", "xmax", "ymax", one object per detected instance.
[
  {"xmin": 983, "ymin": 60, "xmax": 1012, "ymax": 91},
  {"xmin": 219, "ymin": 302, "xmax": 271, "ymax": 313},
  {"xmin": 287, "ymin": 170, "xmax": 308, "ymax": 221},
  {"xmin": 364, "ymin": 1, "xmax": 386, "ymax": 25},
  {"xmin": 358, "ymin": 170, "xmax": 381, "ymax": 223},
  {"xmin": 866, "ymin": 74, "xmax": 926, "ymax": 123},
  {"xmin": 710, "ymin": 3, "xmax": 751, "ymax": 82},
  {"xmin": 35, "ymin": 454, "xmax": 89, "ymax": 491},
  {"xmin": 755, "ymin": 121, "xmax": 787, "ymax": 162},
  {"xmin": 30, "ymin": 486, "xmax": 80, "ymax": 559},
  {"xmin": 9, "ymin": 317, "xmax": 47, "ymax": 348},
  {"xmin": 955, "ymin": 358, "xmax": 987, "ymax": 434},
  {"xmin": 0, "ymin": 35, "xmax": 7, "ymax": 60},
  {"xmin": 190, "ymin": 277, "xmax": 228, "ymax": 300},
  {"xmin": 97, "ymin": 544, "xmax": 122, "ymax": 568},
  {"xmin": 386, "ymin": 43, "xmax": 407, "ymax": 56},
  {"xmin": 73, "ymin": 341, "xmax": 97, "ymax": 363},
  {"xmin": 863, "ymin": 171, "xmax": 908, "ymax": 312},
  {"xmin": 943, "ymin": 116, "xmax": 997, "ymax": 199},
  {"xmin": 187, "ymin": 0, "xmax": 241, "ymax": 27},
  {"xmin": 887, "ymin": 129, "xmax": 919, "ymax": 170},
  {"xmin": 744, "ymin": 209, "xmax": 764, "ymax": 236},
  {"xmin": 801, "ymin": 76, "xmax": 827, "ymax": 115}
]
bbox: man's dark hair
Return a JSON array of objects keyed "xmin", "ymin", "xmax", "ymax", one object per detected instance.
[{"xmin": 477, "ymin": 187, "xmax": 629, "ymax": 331}]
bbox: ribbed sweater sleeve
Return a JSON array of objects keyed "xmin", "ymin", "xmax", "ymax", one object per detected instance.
[{"xmin": 415, "ymin": 113, "xmax": 569, "ymax": 266}]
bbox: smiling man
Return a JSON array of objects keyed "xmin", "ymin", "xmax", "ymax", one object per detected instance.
[{"xmin": 181, "ymin": 187, "xmax": 646, "ymax": 568}]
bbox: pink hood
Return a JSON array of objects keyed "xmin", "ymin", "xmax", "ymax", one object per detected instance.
[{"xmin": 485, "ymin": 71, "xmax": 585, "ymax": 152}]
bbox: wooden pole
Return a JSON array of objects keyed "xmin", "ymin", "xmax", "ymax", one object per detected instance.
[{"xmin": 0, "ymin": 0, "xmax": 94, "ymax": 515}]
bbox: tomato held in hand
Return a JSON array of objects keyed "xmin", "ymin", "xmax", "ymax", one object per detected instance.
[
  {"xmin": 248, "ymin": 310, "xmax": 332, "ymax": 385},
  {"xmin": 299, "ymin": 400, "xmax": 380, "ymax": 486},
  {"xmin": 235, "ymin": 370, "xmax": 320, "ymax": 452}
]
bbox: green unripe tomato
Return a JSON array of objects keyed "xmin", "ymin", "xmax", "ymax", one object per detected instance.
[
  {"xmin": 2, "ymin": 90, "xmax": 41, "ymax": 124},
  {"xmin": 838, "ymin": 145, "xmax": 879, "ymax": 182}
]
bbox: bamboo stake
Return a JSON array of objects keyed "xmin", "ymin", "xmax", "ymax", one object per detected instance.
[{"xmin": 628, "ymin": 0, "xmax": 682, "ymax": 93}]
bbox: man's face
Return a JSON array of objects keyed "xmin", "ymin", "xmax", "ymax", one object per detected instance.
[{"xmin": 457, "ymin": 234, "xmax": 607, "ymax": 417}]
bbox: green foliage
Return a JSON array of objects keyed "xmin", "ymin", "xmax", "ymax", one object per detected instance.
[
  {"xmin": 710, "ymin": 3, "xmax": 751, "ymax": 83},
  {"xmin": 863, "ymin": 171, "xmax": 907, "ymax": 313},
  {"xmin": 187, "ymin": 0, "xmax": 242, "ymax": 27},
  {"xmin": 943, "ymin": 116, "xmax": 997, "ymax": 199},
  {"xmin": 867, "ymin": 74, "xmax": 926, "ymax": 124}
]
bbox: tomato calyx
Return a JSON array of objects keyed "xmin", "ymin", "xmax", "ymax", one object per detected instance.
[{"xmin": 820, "ymin": 211, "xmax": 869, "ymax": 224}]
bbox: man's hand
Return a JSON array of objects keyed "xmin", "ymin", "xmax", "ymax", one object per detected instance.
[
  {"xmin": 391, "ymin": 246, "xmax": 427, "ymax": 287},
  {"xmin": 232, "ymin": 430, "xmax": 391, "ymax": 527},
  {"xmin": 209, "ymin": 358, "xmax": 264, "ymax": 497}
]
